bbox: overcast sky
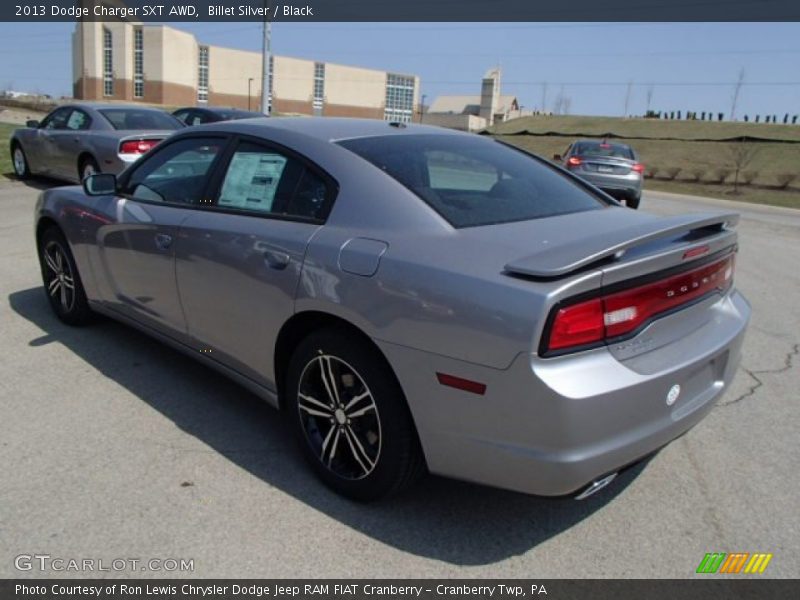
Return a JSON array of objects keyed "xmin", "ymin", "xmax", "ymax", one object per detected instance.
[{"xmin": 1, "ymin": 22, "xmax": 798, "ymax": 119}]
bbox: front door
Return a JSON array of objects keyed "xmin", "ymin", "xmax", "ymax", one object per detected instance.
[{"xmin": 94, "ymin": 135, "xmax": 228, "ymax": 339}]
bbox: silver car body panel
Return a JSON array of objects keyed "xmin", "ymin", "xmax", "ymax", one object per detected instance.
[
  {"xmin": 34, "ymin": 118, "xmax": 750, "ymax": 496},
  {"xmin": 12, "ymin": 103, "xmax": 179, "ymax": 183}
]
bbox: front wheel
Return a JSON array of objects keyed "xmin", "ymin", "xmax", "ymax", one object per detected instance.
[
  {"xmin": 38, "ymin": 228, "xmax": 93, "ymax": 325},
  {"xmin": 12, "ymin": 144, "xmax": 30, "ymax": 179},
  {"xmin": 286, "ymin": 328, "xmax": 424, "ymax": 501}
]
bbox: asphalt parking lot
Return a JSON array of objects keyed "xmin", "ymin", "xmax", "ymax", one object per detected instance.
[{"xmin": 1, "ymin": 178, "xmax": 798, "ymax": 578}]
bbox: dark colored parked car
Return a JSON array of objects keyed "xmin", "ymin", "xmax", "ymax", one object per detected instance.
[
  {"xmin": 555, "ymin": 140, "xmax": 644, "ymax": 208},
  {"xmin": 172, "ymin": 107, "xmax": 265, "ymax": 126},
  {"xmin": 11, "ymin": 103, "xmax": 183, "ymax": 183}
]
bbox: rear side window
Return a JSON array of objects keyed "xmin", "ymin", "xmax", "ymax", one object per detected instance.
[
  {"xmin": 338, "ymin": 134, "xmax": 607, "ymax": 228},
  {"xmin": 214, "ymin": 141, "xmax": 332, "ymax": 221},
  {"xmin": 573, "ymin": 142, "xmax": 634, "ymax": 160}
]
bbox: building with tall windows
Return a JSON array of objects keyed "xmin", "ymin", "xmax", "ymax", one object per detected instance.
[{"xmin": 72, "ymin": 21, "xmax": 420, "ymax": 121}]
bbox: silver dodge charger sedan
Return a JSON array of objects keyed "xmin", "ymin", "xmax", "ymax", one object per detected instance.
[
  {"xmin": 34, "ymin": 118, "xmax": 750, "ymax": 501},
  {"xmin": 11, "ymin": 103, "xmax": 183, "ymax": 183}
]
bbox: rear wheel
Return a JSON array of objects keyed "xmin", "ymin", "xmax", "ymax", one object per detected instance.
[
  {"xmin": 286, "ymin": 328, "xmax": 424, "ymax": 501},
  {"xmin": 38, "ymin": 228, "xmax": 93, "ymax": 325},
  {"xmin": 12, "ymin": 144, "xmax": 30, "ymax": 179},
  {"xmin": 79, "ymin": 156, "xmax": 99, "ymax": 182},
  {"xmin": 626, "ymin": 192, "xmax": 641, "ymax": 209}
]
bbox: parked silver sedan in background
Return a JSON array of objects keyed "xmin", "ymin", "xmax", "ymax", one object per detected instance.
[
  {"xmin": 11, "ymin": 103, "xmax": 183, "ymax": 183},
  {"xmin": 33, "ymin": 118, "xmax": 750, "ymax": 501},
  {"xmin": 555, "ymin": 139, "xmax": 644, "ymax": 208}
]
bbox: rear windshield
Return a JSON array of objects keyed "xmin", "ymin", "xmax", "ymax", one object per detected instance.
[
  {"xmin": 99, "ymin": 109, "xmax": 182, "ymax": 131},
  {"xmin": 573, "ymin": 141, "xmax": 634, "ymax": 159},
  {"xmin": 338, "ymin": 134, "xmax": 607, "ymax": 228}
]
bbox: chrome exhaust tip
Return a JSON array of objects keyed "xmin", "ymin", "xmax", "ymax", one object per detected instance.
[{"xmin": 574, "ymin": 472, "xmax": 618, "ymax": 500}]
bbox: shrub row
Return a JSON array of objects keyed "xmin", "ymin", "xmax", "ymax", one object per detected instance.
[{"xmin": 644, "ymin": 167, "xmax": 797, "ymax": 189}]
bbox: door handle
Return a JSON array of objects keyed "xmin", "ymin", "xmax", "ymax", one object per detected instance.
[
  {"xmin": 264, "ymin": 249, "xmax": 290, "ymax": 270},
  {"xmin": 154, "ymin": 233, "xmax": 173, "ymax": 250}
]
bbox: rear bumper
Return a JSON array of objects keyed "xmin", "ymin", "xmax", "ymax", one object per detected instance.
[
  {"xmin": 576, "ymin": 171, "xmax": 642, "ymax": 197},
  {"xmin": 378, "ymin": 290, "xmax": 750, "ymax": 496}
]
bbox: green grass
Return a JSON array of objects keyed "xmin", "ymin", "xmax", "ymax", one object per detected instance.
[
  {"xmin": 0, "ymin": 123, "xmax": 17, "ymax": 178},
  {"xmin": 495, "ymin": 124, "xmax": 800, "ymax": 209}
]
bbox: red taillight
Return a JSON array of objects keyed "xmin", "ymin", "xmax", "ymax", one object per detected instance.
[
  {"xmin": 548, "ymin": 299, "xmax": 605, "ymax": 351},
  {"xmin": 119, "ymin": 139, "xmax": 159, "ymax": 155},
  {"xmin": 631, "ymin": 163, "xmax": 645, "ymax": 173},
  {"xmin": 545, "ymin": 253, "xmax": 735, "ymax": 354},
  {"xmin": 567, "ymin": 156, "xmax": 582, "ymax": 167}
]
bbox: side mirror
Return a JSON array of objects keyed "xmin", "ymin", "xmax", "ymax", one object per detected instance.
[
  {"xmin": 552, "ymin": 154, "xmax": 562, "ymax": 161},
  {"xmin": 83, "ymin": 173, "xmax": 117, "ymax": 196},
  {"xmin": 26, "ymin": 120, "xmax": 40, "ymax": 128}
]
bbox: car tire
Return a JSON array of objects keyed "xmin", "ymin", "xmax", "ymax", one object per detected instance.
[
  {"xmin": 286, "ymin": 327, "xmax": 424, "ymax": 501},
  {"xmin": 12, "ymin": 143, "xmax": 30, "ymax": 179},
  {"xmin": 627, "ymin": 193, "xmax": 641, "ymax": 209},
  {"xmin": 79, "ymin": 156, "xmax": 100, "ymax": 182},
  {"xmin": 38, "ymin": 227, "xmax": 93, "ymax": 326}
]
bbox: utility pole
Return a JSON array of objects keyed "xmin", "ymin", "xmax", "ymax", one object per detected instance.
[{"xmin": 261, "ymin": 2, "xmax": 272, "ymax": 116}]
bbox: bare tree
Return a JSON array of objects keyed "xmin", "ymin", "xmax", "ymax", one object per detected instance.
[
  {"xmin": 563, "ymin": 95, "xmax": 572, "ymax": 115},
  {"xmin": 540, "ymin": 82, "xmax": 548, "ymax": 113},
  {"xmin": 645, "ymin": 84, "xmax": 654, "ymax": 114},
  {"xmin": 623, "ymin": 80, "xmax": 633, "ymax": 117},
  {"xmin": 727, "ymin": 141, "xmax": 760, "ymax": 193},
  {"xmin": 730, "ymin": 68, "xmax": 745, "ymax": 121}
]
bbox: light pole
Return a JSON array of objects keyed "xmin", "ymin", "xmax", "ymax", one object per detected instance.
[
  {"xmin": 248, "ymin": 78, "xmax": 254, "ymax": 111},
  {"xmin": 420, "ymin": 94, "xmax": 427, "ymax": 123}
]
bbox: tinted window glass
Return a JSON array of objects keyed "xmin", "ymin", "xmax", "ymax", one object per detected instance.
[
  {"xmin": 216, "ymin": 141, "xmax": 329, "ymax": 220},
  {"xmin": 41, "ymin": 108, "xmax": 72, "ymax": 130},
  {"xmin": 99, "ymin": 108, "xmax": 182, "ymax": 130},
  {"xmin": 573, "ymin": 142, "xmax": 634, "ymax": 160},
  {"xmin": 123, "ymin": 137, "xmax": 223, "ymax": 204},
  {"xmin": 172, "ymin": 110, "xmax": 190, "ymax": 125},
  {"xmin": 338, "ymin": 134, "xmax": 606, "ymax": 228}
]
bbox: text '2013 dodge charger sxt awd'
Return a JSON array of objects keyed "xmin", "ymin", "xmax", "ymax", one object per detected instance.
[{"xmin": 34, "ymin": 118, "xmax": 750, "ymax": 501}]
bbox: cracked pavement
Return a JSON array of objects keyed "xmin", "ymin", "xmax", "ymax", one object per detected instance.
[{"xmin": 1, "ymin": 181, "xmax": 797, "ymax": 578}]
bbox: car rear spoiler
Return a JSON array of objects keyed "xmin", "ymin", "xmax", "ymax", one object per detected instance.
[{"xmin": 504, "ymin": 212, "xmax": 740, "ymax": 278}]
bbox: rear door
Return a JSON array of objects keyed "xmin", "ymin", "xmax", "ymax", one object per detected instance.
[
  {"xmin": 50, "ymin": 108, "xmax": 93, "ymax": 179},
  {"xmin": 93, "ymin": 135, "xmax": 229, "ymax": 339},
  {"xmin": 175, "ymin": 136, "xmax": 335, "ymax": 389}
]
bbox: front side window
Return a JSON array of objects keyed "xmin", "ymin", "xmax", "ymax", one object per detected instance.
[
  {"xmin": 40, "ymin": 108, "xmax": 72, "ymax": 130},
  {"xmin": 338, "ymin": 134, "xmax": 607, "ymax": 228},
  {"xmin": 122, "ymin": 137, "xmax": 224, "ymax": 205},
  {"xmin": 215, "ymin": 141, "xmax": 330, "ymax": 220}
]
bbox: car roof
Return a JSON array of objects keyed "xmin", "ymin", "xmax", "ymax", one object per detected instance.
[
  {"xmin": 59, "ymin": 102, "xmax": 169, "ymax": 113},
  {"xmin": 195, "ymin": 117, "xmax": 467, "ymax": 143},
  {"xmin": 574, "ymin": 139, "xmax": 632, "ymax": 148}
]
